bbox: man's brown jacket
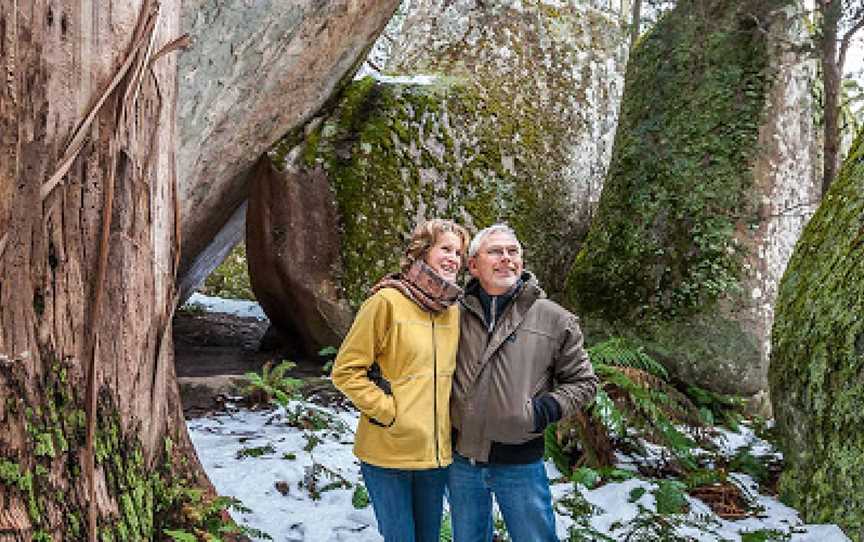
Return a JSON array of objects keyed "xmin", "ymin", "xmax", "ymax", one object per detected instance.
[{"xmin": 451, "ymin": 272, "xmax": 598, "ymax": 463}]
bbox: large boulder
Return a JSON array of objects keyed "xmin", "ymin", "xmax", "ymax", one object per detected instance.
[
  {"xmin": 565, "ymin": 0, "xmax": 820, "ymax": 403},
  {"xmin": 245, "ymin": 0, "xmax": 629, "ymax": 349},
  {"xmin": 246, "ymin": 157, "xmax": 353, "ymax": 356},
  {"xmin": 769, "ymin": 133, "xmax": 864, "ymax": 539},
  {"xmin": 175, "ymin": 0, "xmax": 399, "ymax": 301}
]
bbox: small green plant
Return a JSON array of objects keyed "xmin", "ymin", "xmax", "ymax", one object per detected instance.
[
  {"xmin": 157, "ymin": 486, "xmax": 271, "ymax": 541},
  {"xmin": 571, "ymin": 467, "xmax": 601, "ymax": 489},
  {"xmin": 236, "ymin": 443, "xmax": 276, "ymax": 459},
  {"xmin": 686, "ymin": 385, "xmax": 745, "ymax": 430},
  {"xmin": 318, "ymin": 345, "xmax": 338, "ymax": 375},
  {"xmin": 439, "ymin": 511, "xmax": 453, "ymax": 541},
  {"xmin": 740, "ymin": 529, "xmax": 790, "ymax": 542},
  {"xmin": 177, "ymin": 301, "xmax": 206, "ymax": 316},
  {"xmin": 244, "ymin": 360, "xmax": 302, "ymax": 408},
  {"xmin": 653, "ymin": 480, "xmax": 689, "ymax": 515},
  {"xmin": 302, "ymin": 432, "xmax": 322, "ymax": 452},
  {"xmin": 628, "ymin": 486, "xmax": 647, "ymax": 503},
  {"xmin": 558, "ymin": 492, "xmax": 610, "ymax": 541},
  {"xmin": 352, "ymin": 484, "xmax": 370, "ymax": 509},
  {"xmin": 300, "ymin": 463, "xmax": 351, "ymax": 500}
]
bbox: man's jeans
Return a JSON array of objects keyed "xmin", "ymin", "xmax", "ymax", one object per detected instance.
[
  {"xmin": 447, "ymin": 453, "xmax": 558, "ymax": 542},
  {"xmin": 360, "ymin": 462, "xmax": 448, "ymax": 542}
]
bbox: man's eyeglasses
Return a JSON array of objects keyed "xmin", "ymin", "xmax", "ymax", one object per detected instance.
[{"xmin": 485, "ymin": 247, "xmax": 522, "ymax": 259}]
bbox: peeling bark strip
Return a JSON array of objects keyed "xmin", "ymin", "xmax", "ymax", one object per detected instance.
[
  {"xmin": 83, "ymin": 4, "xmax": 162, "ymax": 540},
  {"xmin": 0, "ymin": 1, "xmax": 208, "ymax": 540}
]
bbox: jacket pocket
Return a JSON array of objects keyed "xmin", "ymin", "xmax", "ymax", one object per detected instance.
[{"xmin": 487, "ymin": 398, "xmax": 535, "ymax": 443}]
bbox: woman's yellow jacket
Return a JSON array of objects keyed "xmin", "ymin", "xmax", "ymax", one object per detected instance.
[{"xmin": 332, "ymin": 288, "xmax": 459, "ymax": 469}]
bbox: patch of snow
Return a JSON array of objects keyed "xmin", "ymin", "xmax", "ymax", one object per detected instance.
[
  {"xmin": 188, "ymin": 403, "xmax": 851, "ymax": 541},
  {"xmin": 373, "ymin": 74, "xmax": 439, "ymax": 86},
  {"xmin": 185, "ymin": 293, "xmax": 267, "ymax": 320}
]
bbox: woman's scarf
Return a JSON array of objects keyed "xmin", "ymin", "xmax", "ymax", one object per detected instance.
[{"xmin": 370, "ymin": 259, "xmax": 462, "ymax": 313}]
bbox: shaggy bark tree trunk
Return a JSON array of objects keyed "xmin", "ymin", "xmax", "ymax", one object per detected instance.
[
  {"xmin": 0, "ymin": 1, "xmax": 208, "ymax": 540},
  {"xmin": 819, "ymin": 0, "xmax": 842, "ymax": 197}
]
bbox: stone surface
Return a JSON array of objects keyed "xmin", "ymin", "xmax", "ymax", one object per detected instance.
[
  {"xmin": 258, "ymin": 0, "xmax": 629, "ymax": 331},
  {"xmin": 175, "ymin": 0, "xmax": 400, "ymax": 301},
  {"xmin": 770, "ymin": 132, "xmax": 864, "ymax": 540},
  {"xmin": 245, "ymin": 157, "xmax": 354, "ymax": 356},
  {"xmin": 565, "ymin": 0, "xmax": 819, "ymax": 399}
]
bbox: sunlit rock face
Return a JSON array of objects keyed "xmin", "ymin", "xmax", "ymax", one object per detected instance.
[
  {"xmin": 770, "ymin": 132, "xmax": 864, "ymax": 540},
  {"xmin": 174, "ymin": 0, "xmax": 399, "ymax": 302},
  {"xmin": 566, "ymin": 0, "xmax": 820, "ymax": 405},
  {"xmin": 380, "ymin": 0, "xmax": 630, "ymax": 253}
]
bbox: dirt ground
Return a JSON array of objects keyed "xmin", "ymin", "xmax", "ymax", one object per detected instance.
[{"xmin": 173, "ymin": 310, "xmax": 334, "ymax": 416}]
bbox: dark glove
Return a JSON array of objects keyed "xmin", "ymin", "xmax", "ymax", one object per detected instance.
[
  {"xmin": 367, "ymin": 362, "xmax": 394, "ymax": 427},
  {"xmin": 367, "ymin": 362, "xmax": 392, "ymax": 395},
  {"xmin": 532, "ymin": 394, "xmax": 562, "ymax": 433}
]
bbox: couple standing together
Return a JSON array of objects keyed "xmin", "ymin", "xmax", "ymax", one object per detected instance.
[{"xmin": 332, "ymin": 220, "xmax": 599, "ymax": 542}]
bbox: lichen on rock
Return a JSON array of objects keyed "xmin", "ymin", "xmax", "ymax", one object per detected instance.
[
  {"xmin": 769, "ymin": 131, "xmax": 864, "ymax": 539},
  {"xmin": 565, "ymin": 0, "xmax": 804, "ymax": 397},
  {"xmin": 268, "ymin": 0, "xmax": 629, "ymax": 309}
]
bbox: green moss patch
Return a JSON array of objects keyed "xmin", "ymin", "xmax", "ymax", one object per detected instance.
[
  {"xmin": 563, "ymin": 0, "xmax": 786, "ymax": 393},
  {"xmin": 567, "ymin": 0, "xmax": 781, "ymax": 321},
  {"xmin": 278, "ymin": 77, "xmax": 582, "ymax": 307},
  {"xmin": 769, "ymin": 131, "xmax": 864, "ymax": 538}
]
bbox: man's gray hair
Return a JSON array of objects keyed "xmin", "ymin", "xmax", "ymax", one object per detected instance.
[{"xmin": 468, "ymin": 223, "xmax": 522, "ymax": 258}]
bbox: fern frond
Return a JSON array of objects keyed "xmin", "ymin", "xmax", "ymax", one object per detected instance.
[
  {"xmin": 588, "ymin": 338, "xmax": 668, "ymax": 379},
  {"xmin": 596, "ymin": 364, "xmax": 698, "ymax": 469}
]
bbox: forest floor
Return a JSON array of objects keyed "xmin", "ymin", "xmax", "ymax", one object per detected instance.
[{"xmin": 173, "ymin": 294, "xmax": 851, "ymax": 542}]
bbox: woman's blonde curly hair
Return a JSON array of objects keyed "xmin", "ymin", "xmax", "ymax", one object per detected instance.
[{"xmin": 400, "ymin": 219, "xmax": 470, "ymax": 272}]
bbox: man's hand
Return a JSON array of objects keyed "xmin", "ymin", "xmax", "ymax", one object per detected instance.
[{"xmin": 532, "ymin": 394, "xmax": 562, "ymax": 433}]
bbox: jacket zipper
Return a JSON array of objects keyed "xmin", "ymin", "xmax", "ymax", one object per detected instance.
[
  {"xmin": 431, "ymin": 314, "xmax": 440, "ymax": 467},
  {"xmin": 488, "ymin": 296, "xmax": 497, "ymax": 334}
]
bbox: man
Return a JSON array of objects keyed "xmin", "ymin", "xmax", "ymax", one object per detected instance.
[{"xmin": 448, "ymin": 224, "xmax": 598, "ymax": 542}]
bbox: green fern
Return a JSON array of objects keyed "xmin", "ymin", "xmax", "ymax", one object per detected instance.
[
  {"xmin": 244, "ymin": 360, "xmax": 303, "ymax": 407},
  {"xmin": 588, "ymin": 337, "xmax": 668, "ymax": 379},
  {"xmin": 686, "ymin": 385, "xmax": 745, "ymax": 430}
]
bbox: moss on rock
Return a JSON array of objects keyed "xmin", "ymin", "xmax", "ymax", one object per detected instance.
[
  {"xmin": 265, "ymin": 2, "xmax": 628, "ymax": 309},
  {"xmin": 286, "ymin": 76, "xmax": 583, "ymax": 307},
  {"xmin": 201, "ymin": 242, "xmax": 255, "ymax": 301},
  {"xmin": 769, "ymin": 132, "xmax": 864, "ymax": 539},
  {"xmin": 564, "ymin": 0, "xmax": 785, "ymax": 393}
]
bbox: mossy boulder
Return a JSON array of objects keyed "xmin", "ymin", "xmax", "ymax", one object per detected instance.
[
  {"xmin": 565, "ymin": 0, "xmax": 819, "ymax": 399},
  {"xmin": 769, "ymin": 133, "xmax": 864, "ymax": 540},
  {"xmin": 262, "ymin": 0, "xmax": 628, "ymax": 316}
]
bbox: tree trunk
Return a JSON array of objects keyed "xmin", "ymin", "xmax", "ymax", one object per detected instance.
[
  {"xmin": 0, "ymin": 1, "xmax": 209, "ymax": 540},
  {"xmin": 820, "ymin": 0, "xmax": 841, "ymax": 197},
  {"xmin": 631, "ymin": 0, "xmax": 643, "ymax": 49}
]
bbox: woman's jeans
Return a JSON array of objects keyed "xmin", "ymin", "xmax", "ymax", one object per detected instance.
[
  {"xmin": 447, "ymin": 453, "xmax": 558, "ymax": 542},
  {"xmin": 360, "ymin": 462, "xmax": 448, "ymax": 542}
]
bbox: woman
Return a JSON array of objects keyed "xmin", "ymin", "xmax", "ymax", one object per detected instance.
[{"xmin": 332, "ymin": 219, "xmax": 468, "ymax": 542}]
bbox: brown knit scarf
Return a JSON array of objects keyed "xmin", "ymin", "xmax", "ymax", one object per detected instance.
[{"xmin": 370, "ymin": 259, "xmax": 463, "ymax": 313}]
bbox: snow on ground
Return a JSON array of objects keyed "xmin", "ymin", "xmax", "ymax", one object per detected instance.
[
  {"xmin": 186, "ymin": 296, "xmax": 849, "ymax": 541},
  {"xmin": 188, "ymin": 399, "xmax": 850, "ymax": 542},
  {"xmin": 185, "ymin": 293, "xmax": 268, "ymax": 321}
]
